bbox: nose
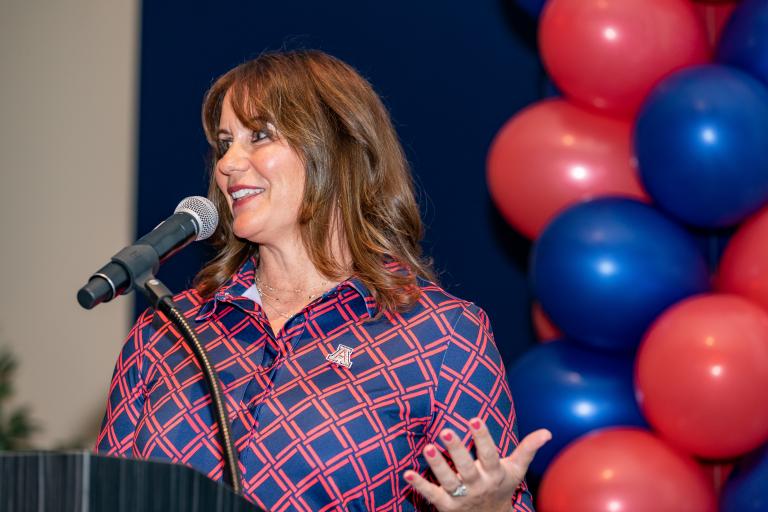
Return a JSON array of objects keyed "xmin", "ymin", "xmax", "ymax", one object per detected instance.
[{"xmin": 217, "ymin": 144, "xmax": 249, "ymax": 176}]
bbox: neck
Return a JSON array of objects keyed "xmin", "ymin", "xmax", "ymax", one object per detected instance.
[
  {"xmin": 255, "ymin": 229, "xmax": 352, "ymax": 292},
  {"xmin": 257, "ymin": 246, "xmax": 326, "ymax": 291}
]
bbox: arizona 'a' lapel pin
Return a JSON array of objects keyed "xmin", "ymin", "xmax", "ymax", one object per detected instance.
[{"xmin": 326, "ymin": 344, "xmax": 354, "ymax": 369}]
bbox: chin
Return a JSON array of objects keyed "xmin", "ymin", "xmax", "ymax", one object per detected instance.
[{"xmin": 232, "ymin": 219, "xmax": 261, "ymax": 242}]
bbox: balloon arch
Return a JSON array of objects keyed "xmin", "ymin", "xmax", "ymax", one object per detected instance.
[{"xmin": 488, "ymin": 0, "xmax": 768, "ymax": 510}]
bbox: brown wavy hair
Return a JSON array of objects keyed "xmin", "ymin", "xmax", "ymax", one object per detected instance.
[{"xmin": 194, "ymin": 50, "xmax": 436, "ymax": 314}]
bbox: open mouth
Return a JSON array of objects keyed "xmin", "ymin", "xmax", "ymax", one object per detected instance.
[{"xmin": 229, "ymin": 186, "xmax": 265, "ymax": 206}]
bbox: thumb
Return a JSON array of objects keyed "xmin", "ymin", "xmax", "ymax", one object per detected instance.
[{"xmin": 506, "ymin": 429, "xmax": 552, "ymax": 478}]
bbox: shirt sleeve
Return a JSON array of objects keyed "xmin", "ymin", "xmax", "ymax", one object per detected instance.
[
  {"xmin": 94, "ymin": 308, "xmax": 152, "ymax": 456},
  {"xmin": 412, "ymin": 303, "xmax": 535, "ymax": 511}
]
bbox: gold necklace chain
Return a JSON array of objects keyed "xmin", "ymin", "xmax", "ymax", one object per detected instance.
[
  {"xmin": 255, "ymin": 271, "xmax": 328, "ymax": 301},
  {"xmin": 254, "ymin": 269, "xmax": 350, "ymax": 320},
  {"xmin": 260, "ymin": 295, "xmax": 295, "ymax": 320},
  {"xmin": 255, "ymin": 282, "xmax": 316, "ymax": 321},
  {"xmin": 256, "ymin": 285, "xmax": 292, "ymax": 305}
]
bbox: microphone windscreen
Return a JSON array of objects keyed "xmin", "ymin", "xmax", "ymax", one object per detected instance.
[{"xmin": 175, "ymin": 196, "xmax": 219, "ymax": 241}]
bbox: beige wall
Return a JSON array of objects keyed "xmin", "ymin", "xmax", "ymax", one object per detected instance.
[{"xmin": 0, "ymin": 0, "xmax": 139, "ymax": 448}]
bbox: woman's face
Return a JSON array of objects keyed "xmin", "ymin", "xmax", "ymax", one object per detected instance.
[{"xmin": 215, "ymin": 90, "xmax": 306, "ymax": 245}]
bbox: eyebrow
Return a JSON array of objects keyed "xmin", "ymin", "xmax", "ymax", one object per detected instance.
[{"xmin": 216, "ymin": 115, "xmax": 269, "ymax": 137}]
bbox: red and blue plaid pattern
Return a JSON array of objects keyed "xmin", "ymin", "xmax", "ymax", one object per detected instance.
[{"xmin": 96, "ymin": 258, "xmax": 534, "ymax": 511}]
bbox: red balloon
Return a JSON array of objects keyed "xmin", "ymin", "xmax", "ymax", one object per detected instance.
[
  {"xmin": 636, "ymin": 294, "xmax": 768, "ymax": 458},
  {"xmin": 694, "ymin": 2, "xmax": 738, "ymax": 47},
  {"xmin": 532, "ymin": 302, "xmax": 562, "ymax": 342},
  {"xmin": 539, "ymin": 428, "xmax": 716, "ymax": 512},
  {"xmin": 486, "ymin": 99, "xmax": 646, "ymax": 238},
  {"xmin": 717, "ymin": 206, "xmax": 768, "ymax": 312},
  {"xmin": 540, "ymin": 0, "xmax": 710, "ymax": 117}
]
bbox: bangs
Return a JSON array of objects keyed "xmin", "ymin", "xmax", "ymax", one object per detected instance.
[{"xmin": 201, "ymin": 64, "xmax": 278, "ymax": 148}]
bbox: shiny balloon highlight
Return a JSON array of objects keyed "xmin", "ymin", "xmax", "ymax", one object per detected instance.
[
  {"xmin": 508, "ymin": 341, "xmax": 646, "ymax": 475},
  {"xmin": 532, "ymin": 198, "xmax": 710, "ymax": 350},
  {"xmin": 538, "ymin": 428, "xmax": 717, "ymax": 512},
  {"xmin": 636, "ymin": 294, "xmax": 768, "ymax": 458},
  {"xmin": 635, "ymin": 65, "xmax": 768, "ymax": 228},
  {"xmin": 540, "ymin": 0, "xmax": 709, "ymax": 117},
  {"xmin": 487, "ymin": 100, "xmax": 644, "ymax": 239}
]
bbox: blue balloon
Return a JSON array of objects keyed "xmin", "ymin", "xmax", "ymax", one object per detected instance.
[
  {"xmin": 635, "ymin": 65, "xmax": 768, "ymax": 228},
  {"xmin": 532, "ymin": 198, "xmax": 710, "ymax": 350},
  {"xmin": 721, "ymin": 443, "xmax": 768, "ymax": 512},
  {"xmin": 508, "ymin": 340, "xmax": 647, "ymax": 476},
  {"xmin": 718, "ymin": 0, "xmax": 768, "ymax": 86}
]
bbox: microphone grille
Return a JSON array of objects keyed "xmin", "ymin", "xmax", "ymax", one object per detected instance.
[{"xmin": 175, "ymin": 196, "xmax": 219, "ymax": 241}]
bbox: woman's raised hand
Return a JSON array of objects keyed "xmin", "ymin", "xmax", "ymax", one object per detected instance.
[{"xmin": 404, "ymin": 419, "xmax": 551, "ymax": 512}]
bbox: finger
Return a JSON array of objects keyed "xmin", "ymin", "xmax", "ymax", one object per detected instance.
[
  {"xmin": 506, "ymin": 429, "xmax": 552, "ymax": 479},
  {"xmin": 423, "ymin": 443, "xmax": 463, "ymax": 492},
  {"xmin": 468, "ymin": 417, "xmax": 501, "ymax": 472},
  {"xmin": 403, "ymin": 470, "xmax": 451, "ymax": 510},
  {"xmin": 438, "ymin": 428, "xmax": 480, "ymax": 483}
]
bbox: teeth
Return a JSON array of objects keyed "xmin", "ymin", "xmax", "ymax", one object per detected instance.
[{"xmin": 231, "ymin": 188, "xmax": 264, "ymax": 200}]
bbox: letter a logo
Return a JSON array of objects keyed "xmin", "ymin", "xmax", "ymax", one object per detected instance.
[{"xmin": 326, "ymin": 344, "xmax": 354, "ymax": 369}]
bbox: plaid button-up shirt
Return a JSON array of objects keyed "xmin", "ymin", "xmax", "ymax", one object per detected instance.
[{"xmin": 96, "ymin": 257, "xmax": 534, "ymax": 511}]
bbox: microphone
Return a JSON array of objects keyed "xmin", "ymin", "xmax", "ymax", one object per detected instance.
[{"xmin": 77, "ymin": 196, "xmax": 218, "ymax": 309}]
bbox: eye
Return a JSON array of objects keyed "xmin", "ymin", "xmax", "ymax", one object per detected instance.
[
  {"xmin": 252, "ymin": 129, "xmax": 270, "ymax": 143},
  {"xmin": 216, "ymin": 138, "xmax": 232, "ymax": 158}
]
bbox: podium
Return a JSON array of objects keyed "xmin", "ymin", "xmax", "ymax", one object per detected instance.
[{"xmin": 0, "ymin": 451, "xmax": 263, "ymax": 512}]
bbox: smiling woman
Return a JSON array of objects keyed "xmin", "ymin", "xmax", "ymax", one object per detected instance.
[
  {"xmin": 213, "ymin": 92, "xmax": 309, "ymax": 285},
  {"xmin": 95, "ymin": 50, "xmax": 549, "ymax": 511},
  {"xmin": 196, "ymin": 51, "xmax": 435, "ymax": 318}
]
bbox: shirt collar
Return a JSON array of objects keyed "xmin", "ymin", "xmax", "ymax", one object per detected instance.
[
  {"xmin": 194, "ymin": 256, "xmax": 380, "ymax": 321},
  {"xmin": 338, "ymin": 258, "xmax": 410, "ymax": 319},
  {"xmin": 195, "ymin": 255, "xmax": 258, "ymax": 321},
  {"xmin": 340, "ymin": 276, "xmax": 378, "ymax": 318}
]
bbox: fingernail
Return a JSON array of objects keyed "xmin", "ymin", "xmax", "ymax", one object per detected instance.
[
  {"xmin": 470, "ymin": 419, "xmax": 482, "ymax": 430},
  {"xmin": 441, "ymin": 431, "xmax": 454, "ymax": 442},
  {"xmin": 425, "ymin": 445, "xmax": 437, "ymax": 458},
  {"xmin": 405, "ymin": 472, "xmax": 415, "ymax": 482}
]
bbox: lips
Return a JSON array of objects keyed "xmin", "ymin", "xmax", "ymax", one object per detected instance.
[
  {"xmin": 227, "ymin": 185, "xmax": 265, "ymax": 207},
  {"xmin": 228, "ymin": 185, "xmax": 265, "ymax": 199}
]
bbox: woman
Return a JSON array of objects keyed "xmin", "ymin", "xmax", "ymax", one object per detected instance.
[{"xmin": 96, "ymin": 50, "xmax": 550, "ymax": 511}]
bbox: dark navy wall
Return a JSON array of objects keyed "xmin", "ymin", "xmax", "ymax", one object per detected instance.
[{"xmin": 136, "ymin": 0, "xmax": 543, "ymax": 364}]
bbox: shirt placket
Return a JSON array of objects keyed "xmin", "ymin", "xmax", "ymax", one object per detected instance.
[
  {"xmin": 223, "ymin": 284, "xmax": 360, "ymax": 497},
  {"xmin": 234, "ymin": 299, "xmax": 312, "ymax": 476}
]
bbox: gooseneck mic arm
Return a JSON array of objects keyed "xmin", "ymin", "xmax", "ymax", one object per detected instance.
[{"xmin": 141, "ymin": 277, "xmax": 242, "ymax": 496}]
